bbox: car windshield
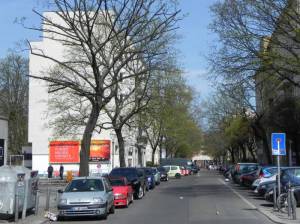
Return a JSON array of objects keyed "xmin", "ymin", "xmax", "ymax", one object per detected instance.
[
  {"xmin": 65, "ymin": 179, "xmax": 104, "ymax": 192},
  {"xmin": 110, "ymin": 168, "xmax": 137, "ymax": 179},
  {"xmin": 110, "ymin": 179, "xmax": 126, "ymax": 186}
]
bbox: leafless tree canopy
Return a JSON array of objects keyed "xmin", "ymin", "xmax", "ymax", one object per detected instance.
[{"xmin": 28, "ymin": 0, "xmax": 180, "ymax": 174}]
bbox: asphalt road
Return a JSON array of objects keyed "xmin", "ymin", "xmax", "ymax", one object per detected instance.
[{"xmin": 57, "ymin": 170, "xmax": 275, "ymax": 224}]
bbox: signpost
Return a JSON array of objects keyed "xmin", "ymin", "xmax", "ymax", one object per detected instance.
[{"xmin": 271, "ymin": 133, "xmax": 286, "ymax": 197}]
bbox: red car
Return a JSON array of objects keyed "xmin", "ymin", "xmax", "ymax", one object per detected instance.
[
  {"xmin": 180, "ymin": 167, "xmax": 189, "ymax": 176},
  {"xmin": 110, "ymin": 176, "xmax": 134, "ymax": 207}
]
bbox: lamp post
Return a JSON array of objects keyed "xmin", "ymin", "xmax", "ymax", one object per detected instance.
[{"xmin": 110, "ymin": 132, "xmax": 116, "ymax": 170}]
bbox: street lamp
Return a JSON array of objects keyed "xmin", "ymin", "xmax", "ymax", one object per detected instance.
[{"xmin": 110, "ymin": 132, "xmax": 116, "ymax": 170}]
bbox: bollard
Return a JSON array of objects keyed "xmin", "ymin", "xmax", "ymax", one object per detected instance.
[
  {"xmin": 291, "ymin": 188, "xmax": 297, "ymax": 220},
  {"xmin": 288, "ymin": 188, "xmax": 291, "ymax": 217},
  {"xmin": 35, "ymin": 191, "xmax": 39, "ymax": 216},
  {"xmin": 15, "ymin": 194, "xmax": 19, "ymax": 223},
  {"xmin": 22, "ymin": 180, "xmax": 29, "ymax": 220},
  {"xmin": 273, "ymin": 185, "xmax": 277, "ymax": 210},
  {"xmin": 45, "ymin": 187, "xmax": 50, "ymax": 211}
]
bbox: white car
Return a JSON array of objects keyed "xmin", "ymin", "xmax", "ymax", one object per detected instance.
[
  {"xmin": 163, "ymin": 165, "xmax": 181, "ymax": 178},
  {"xmin": 252, "ymin": 167, "xmax": 277, "ymax": 191}
]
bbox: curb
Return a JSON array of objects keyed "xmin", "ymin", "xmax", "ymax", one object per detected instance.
[
  {"xmin": 256, "ymin": 207, "xmax": 298, "ymax": 224},
  {"xmin": 218, "ymin": 178, "xmax": 298, "ymax": 224}
]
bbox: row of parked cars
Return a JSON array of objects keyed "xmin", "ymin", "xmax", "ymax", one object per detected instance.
[
  {"xmin": 56, "ymin": 164, "xmax": 199, "ymax": 220},
  {"xmin": 220, "ymin": 163, "xmax": 300, "ymax": 207}
]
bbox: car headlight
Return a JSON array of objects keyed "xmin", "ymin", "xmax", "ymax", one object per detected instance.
[
  {"xmin": 59, "ymin": 199, "xmax": 67, "ymax": 205},
  {"xmin": 114, "ymin": 193, "xmax": 127, "ymax": 199},
  {"xmin": 93, "ymin": 197, "xmax": 104, "ymax": 204},
  {"xmin": 148, "ymin": 177, "xmax": 151, "ymax": 181}
]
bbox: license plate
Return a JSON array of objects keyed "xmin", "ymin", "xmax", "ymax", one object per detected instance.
[{"xmin": 73, "ymin": 207, "xmax": 88, "ymax": 211}]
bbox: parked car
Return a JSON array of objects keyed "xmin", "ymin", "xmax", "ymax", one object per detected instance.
[
  {"xmin": 158, "ymin": 166, "xmax": 168, "ymax": 181},
  {"xmin": 231, "ymin": 163, "xmax": 259, "ymax": 184},
  {"xmin": 110, "ymin": 168, "xmax": 146, "ymax": 199},
  {"xmin": 151, "ymin": 167, "xmax": 161, "ymax": 185},
  {"xmin": 239, "ymin": 170, "xmax": 259, "ymax": 187},
  {"xmin": 180, "ymin": 166, "xmax": 189, "ymax": 176},
  {"xmin": 255, "ymin": 180, "xmax": 276, "ymax": 196},
  {"xmin": 109, "ymin": 176, "xmax": 134, "ymax": 208},
  {"xmin": 191, "ymin": 165, "xmax": 200, "ymax": 174},
  {"xmin": 57, "ymin": 177, "xmax": 114, "ymax": 220},
  {"xmin": 252, "ymin": 167, "xmax": 279, "ymax": 190},
  {"xmin": 141, "ymin": 167, "xmax": 156, "ymax": 190},
  {"xmin": 280, "ymin": 167, "xmax": 300, "ymax": 205},
  {"xmin": 163, "ymin": 165, "xmax": 181, "ymax": 179}
]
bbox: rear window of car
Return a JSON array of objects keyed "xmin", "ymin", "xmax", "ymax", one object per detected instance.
[
  {"xmin": 65, "ymin": 179, "xmax": 104, "ymax": 192},
  {"xmin": 158, "ymin": 167, "xmax": 166, "ymax": 172},
  {"xmin": 264, "ymin": 168, "xmax": 277, "ymax": 175},
  {"xmin": 163, "ymin": 166, "xmax": 170, "ymax": 172},
  {"xmin": 239, "ymin": 164, "xmax": 258, "ymax": 173},
  {"xmin": 171, "ymin": 166, "xmax": 178, "ymax": 170}
]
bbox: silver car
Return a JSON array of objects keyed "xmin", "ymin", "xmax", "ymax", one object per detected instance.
[{"xmin": 57, "ymin": 177, "xmax": 114, "ymax": 220}]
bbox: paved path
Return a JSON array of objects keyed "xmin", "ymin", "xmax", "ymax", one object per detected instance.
[{"xmin": 56, "ymin": 170, "xmax": 275, "ymax": 224}]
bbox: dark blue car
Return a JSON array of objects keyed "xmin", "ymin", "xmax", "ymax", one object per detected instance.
[{"xmin": 142, "ymin": 167, "xmax": 156, "ymax": 190}]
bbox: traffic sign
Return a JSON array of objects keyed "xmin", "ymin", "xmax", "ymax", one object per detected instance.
[{"xmin": 271, "ymin": 133, "xmax": 286, "ymax": 156}]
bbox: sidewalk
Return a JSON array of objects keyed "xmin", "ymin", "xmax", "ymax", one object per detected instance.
[
  {"xmin": 14, "ymin": 179, "xmax": 67, "ymax": 224},
  {"xmin": 225, "ymin": 179, "xmax": 300, "ymax": 224}
]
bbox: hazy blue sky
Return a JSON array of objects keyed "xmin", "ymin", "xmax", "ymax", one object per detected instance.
[{"xmin": 0, "ymin": 0, "xmax": 217, "ymax": 98}]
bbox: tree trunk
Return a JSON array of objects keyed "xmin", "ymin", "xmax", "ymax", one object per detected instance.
[
  {"xmin": 229, "ymin": 148, "xmax": 235, "ymax": 163},
  {"xmin": 116, "ymin": 128, "xmax": 126, "ymax": 167},
  {"xmin": 151, "ymin": 147, "xmax": 157, "ymax": 164},
  {"xmin": 241, "ymin": 146, "xmax": 247, "ymax": 162},
  {"xmin": 79, "ymin": 105, "xmax": 99, "ymax": 176}
]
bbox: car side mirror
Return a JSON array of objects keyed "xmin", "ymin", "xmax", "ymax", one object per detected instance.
[{"xmin": 58, "ymin": 189, "xmax": 64, "ymax": 194}]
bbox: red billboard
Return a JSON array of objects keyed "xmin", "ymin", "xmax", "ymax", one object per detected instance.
[
  {"xmin": 90, "ymin": 140, "xmax": 111, "ymax": 161},
  {"xmin": 49, "ymin": 141, "xmax": 80, "ymax": 163},
  {"xmin": 49, "ymin": 140, "xmax": 110, "ymax": 163}
]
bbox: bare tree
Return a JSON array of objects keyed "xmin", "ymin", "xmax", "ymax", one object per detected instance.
[
  {"xmin": 27, "ymin": 0, "xmax": 180, "ymax": 174},
  {"xmin": 0, "ymin": 52, "xmax": 28, "ymax": 155}
]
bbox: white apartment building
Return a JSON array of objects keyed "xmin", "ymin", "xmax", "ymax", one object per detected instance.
[{"xmin": 28, "ymin": 12, "xmax": 159, "ymax": 175}]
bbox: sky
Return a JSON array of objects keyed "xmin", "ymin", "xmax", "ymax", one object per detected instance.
[{"xmin": 0, "ymin": 0, "xmax": 218, "ymax": 98}]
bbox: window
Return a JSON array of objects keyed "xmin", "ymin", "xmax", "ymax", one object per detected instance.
[
  {"xmin": 65, "ymin": 179, "xmax": 104, "ymax": 192},
  {"xmin": 171, "ymin": 166, "xmax": 177, "ymax": 171}
]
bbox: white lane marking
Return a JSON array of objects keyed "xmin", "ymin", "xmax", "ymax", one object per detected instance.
[{"xmin": 218, "ymin": 178, "xmax": 257, "ymax": 210}]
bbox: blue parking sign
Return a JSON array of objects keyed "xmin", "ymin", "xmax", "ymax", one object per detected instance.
[{"xmin": 271, "ymin": 133, "xmax": 286, "ymax": 156}]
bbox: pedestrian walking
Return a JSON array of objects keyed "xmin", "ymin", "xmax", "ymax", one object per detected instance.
[
  {"xmin": 47, "ymin": 164, "xmax": 53, "ymax": 178},
  {"xmin": 59, "ymin": 164, "xmax": 64, "ymax": 180}
]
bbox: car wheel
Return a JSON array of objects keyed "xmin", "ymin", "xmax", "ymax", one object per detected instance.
[
  {"xmin": 102, "ymin": 205, "xmax": 108, "ymax": 220},
  {"xmin": 175, "ymin": 173, "xmax": 181, "ymax": 179},
  {"xmin": 110, "ymin": 204, "xmax": 115, "ymax": 214},
  {"xmin": 137, "ymin": 185, "xmax": 144, "ymax": 199},
  {"xmin": 131, "ymin": 193, "xmax": 134, "ymax": 203},
  {"xmin": 125, "ymin": 196, "xmax": 129, "ymax": 208}
]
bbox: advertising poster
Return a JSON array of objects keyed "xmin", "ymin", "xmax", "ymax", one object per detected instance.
[
  {"xmin": 90, "ymin": 140, "xmax": 111, "ymax": 162},
  {"xmin": 49, "ymin": 141, "xmax": 80, "ymax": 163}
]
